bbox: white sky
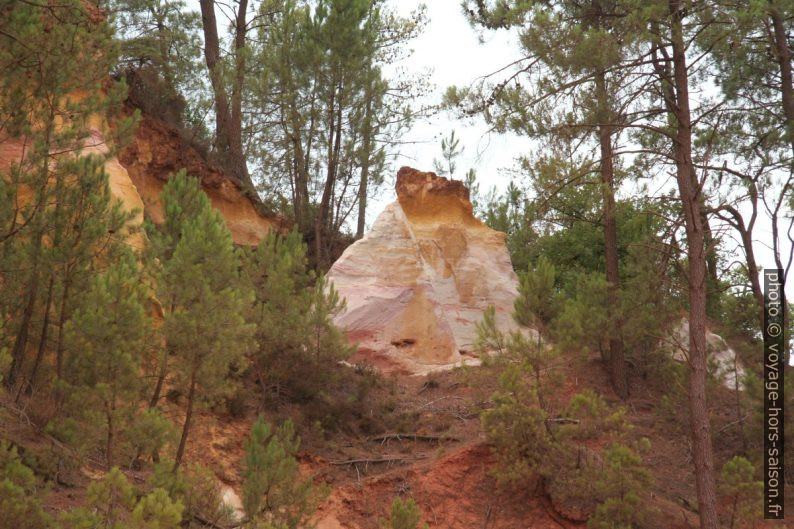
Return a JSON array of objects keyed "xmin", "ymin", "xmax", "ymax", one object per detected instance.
[{"xmin": 372, "ymin": 0, "xmax": 525, "ymax": 216}]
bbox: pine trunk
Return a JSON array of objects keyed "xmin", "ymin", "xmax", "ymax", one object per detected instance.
[
  {"xmin": 199, "ymin": 0, "xmax": 252, "ymax": 192},
  {"xmin": 173, "ymin": 366, "xmax": 198, "ymax": 472},
  {"xmin": 356, "ymin": 79, "xmax": 374, "ymax": 240},
  {"xmin": 22, "ymin": 274, "xmax": 55, "ymax": 400},
  {"xmin": 669, "ymin": 3, "xmax": 719, "ymax": 527},
  {"xmin": 595, "ymin": 68, "xmax": 627, "ymax": 399},
  {"xmin": 7, "ymin": 237, "xmax": 42, "ymax": 390}
]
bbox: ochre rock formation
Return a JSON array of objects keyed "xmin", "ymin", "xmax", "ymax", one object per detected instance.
[
  {"xmin": 328, "ymin": 167, "xmax": 520, "ymax": 374},
  {"xmin": 118, "ymin": 110, "xmax": 282, "ymax": 245},
  {"xmin": 1, "ymin": 106, "xmax": 278, "ymax": 248}
]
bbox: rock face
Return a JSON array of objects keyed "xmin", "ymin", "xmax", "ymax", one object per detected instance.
[
  {"xmin": 1, "ymin": 105, "xmax": 279, "ymax": 248},
  {"xmin": 0, "ymin": 127, "xmax": 147, "ymax": 250},
  {"xmin": 118, "ymin": 109, "xmax": 282, "ymax": 245},
  {"xmin": 673, "ymin": 319, "xmax": 746, "ymax": 390},
  {"xmin": 328, "ymin": 167, "xmax": 520, "ymax": 373}
]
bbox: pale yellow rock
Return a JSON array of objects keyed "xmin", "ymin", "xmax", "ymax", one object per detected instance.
[{"xmin": 328, "ymin": 167, "xmax": 521, "ymax": 374}]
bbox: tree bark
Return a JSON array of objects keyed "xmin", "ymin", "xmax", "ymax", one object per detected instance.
[
  {"xmin": 315, "ymin": 85, "xmax": 343, "ymax": 267},
  {"xmin": 769, "ymin": 2, "xmax": 794, "ymax": 146},
  {"xmin": 768, "ymin": 1, "xmax": 793, "ymax": 335},
  {"xmin": 229, "ymin": 0, "xmax": 252, "ymax": 193},
  {"xmin": 198, "ymin": 0, "xmax": 254, "ymax": 193},
  {"xmin": 356, "ymin": 78, "xmax": 375, "ymax": 240},
  {"xmin": 594, "ymin": 67, "xmax": 628, "ymax": 399},
  {"xmin": 716, "ymin": 201, "xmax": 763, "ymax": 329},
  {"xmin": 149, "ymin": 345, "xmax": 169, "ymax": 409},
  {"xmin": 668, "ymin": 3, "xmax": 719, "ymax": 527},
  {"xmin": 106, "ymin": 398, "xmax": 115, "ymax": 468},
  {"xmin": 173, "ymin": 366, "xmax": 198, "ymax": 472},
  {"xmin": 7, "ymin": 237, "xmax": 42, "ymax": 390},
  {"xmin": 21, "ymin": 274, "xmax": 55, "ymax": 400}
]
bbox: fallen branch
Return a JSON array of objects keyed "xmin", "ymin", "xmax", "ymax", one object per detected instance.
[
  {"xmin": 366, "ymin": 433, "xmax": 459, "ymax": 444},
  {"xmin": 330, "ymin": 454, "xmax": 427, "ymax": 466},
  {"xmin": 545, "ymin": 417, "xmax": 580, "ymax": 425}
]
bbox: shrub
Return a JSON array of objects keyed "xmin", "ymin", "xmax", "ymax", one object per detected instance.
[{"xmin": 382, "ymin": 497, "xmax": 428, "ymax": 529}]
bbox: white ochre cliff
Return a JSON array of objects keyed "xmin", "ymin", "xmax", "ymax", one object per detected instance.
[{"xmin": 328, "ymin": 167, "xmax": 520, "ymax": 374}]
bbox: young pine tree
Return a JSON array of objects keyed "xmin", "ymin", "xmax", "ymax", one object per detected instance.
[
  {"xmin": 0, "ymin": 441, "xmax": 52, "ymax": 529},
  {"xmin": 64, "ymin": 250, "xmax": 150, "ymax": 467},
  {"xmin": 719, "ymin": 456, "xmax": 763, "ymax": 529},
  {"xmin": 160, "ymin": 185, "xmax": 255, "ymax": 470},
  {"xmin": 241, "ymin": 231, "xmax": 352, "ymax": 403},
  {"xmin": 0, "ymin": 0, "xmax": 135, "ymax": 396},
  {"xmin": 382, "ymin": 498, "xmax": 428, "ymax": 529},
  {"xmin": 146, "ymin": 169, "xmax": 215, "ymax": 411},
  {"xmin": 242, "ymin": 416, "xmax": 327, "ymax": 529},
  {"xmin": 61, "ymin": 467, "xmax": 183, "ymax": 529},
  {"xmin": 588, "ymin": 444, "xmax": 653, "ymax": 529}
]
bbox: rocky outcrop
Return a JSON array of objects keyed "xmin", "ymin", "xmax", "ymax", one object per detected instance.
[
  {"xmin": 328, "ymin": 167, "xmax": 520, "ymax": 374},
  {"xmin": 1, "ymin": 106, "xmax": 279, "ymax": 248},
  {"xmin": 0, "ymin": 127, "xmax": 147, "ymax": 250},
  {"xmin": 672, "ymin": 319, "xmax": 746, "ymax": 390},
  {"xmin": 118, "ymin": 110, "xmax": 282, "ymax": 245}
]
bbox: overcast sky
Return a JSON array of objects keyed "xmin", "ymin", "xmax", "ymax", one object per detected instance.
[{"xmin": 371, "ymin": 1, "xmax": 526, "ymax": 213}]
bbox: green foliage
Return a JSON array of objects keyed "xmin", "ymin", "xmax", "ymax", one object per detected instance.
[
  {"xmin": 148, "ymin": 461, "xmax": 233, "ymax": 527},
  {"xmin": 107, "ymin": 0, "xmax": 206, "ymax": 127},
  {"xmin": 87, "ymin": 467, "xmax": 137, "ymax": 528},
  {"xmin": 146, "ymin": 169, "xmax": 214, "ymax": 265},
  {"xmin": 480, "ymin": 182, "xmax": 536, "ymax": 272},
  {"xmin": 480, "ymin": 364, "xmax": 552, "ymax": 484},
  {"xmin": 131, "ymin": 488, "xmax": 183, "ymax": 529},
  {"xmin": 251, "ymin": 0, "xmax": 426, "ymax": 246},
  {"xmin": 125, "ymin": 409, "xmax": 175, "ymax": 463},
  {"xmin": 162, "ymin": 197, "xmax": 254, "ymax": 406},
  {"xmin": 242, "ymin": 231, "xmax": 352, "ymax": 403},
  {"xmin": 0, "ymin": 442, "xmax": 52, "ymax": 529},
  {"xmin": 559, "ymin": 389, "xmax": 626, "ymax": 440},
  {"xmin": 242, "ymin": 417, "xmax": 327, "ymax": 529},
  {"xmin": 152, "ymin": 172, "xmax": 255, "ymax": 467},
  {"xmin": 476, "ymin": 306, "xmax": 561, "ymax": 411},
  {"xmin": 553, "ymin": 272, "xmax": 611, "ymax": 356},
  {"xmin": 62, "ymin": 467, "xmax": 183, "ymax": 529},
  {"xmin": 64, "ymin": 250, "xmax": 149, "ymax": 466},
  {"xmin": 719, "ymin": 456, "xmax": 763, "ymax": 529},
  {"xmin": 0, "ymin": 0, "xmax": 138, "ymax": 407},
  {"xmin": 514, "ymin": 256, "xmax": 560, "ymax": 327},
  {"xmin": 432, "ymin": 130, "xmax": 463, "ymax": 177},
  {"xmin": 588, "ymin": 444, "xmax": 653, "ymax": 529},
  {"xmin": 478, "ymin": 296, "xmax": 649, "ymax": 524},
  {"xmin": 381, "ymin": 497, "xmax": 427, "ymax": 529}
]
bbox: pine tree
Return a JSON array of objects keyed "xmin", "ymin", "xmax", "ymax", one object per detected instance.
[
  {"xmin": 61, "ymin": 467, "xmax": 183, "ymax": 529},
  {"xmin": 131, "ymin": 488, "xmax": 184, "ymax": 529},
  {"xmin": 719, "ymin": 456, "xmax": 763, "ymax": 529},
  {"xmin": 455, "ymin": 0, "xmax": 646, "ymax": 399},
  {"xmin": 63, "ymin": 250, "xmax": 150, "ymax": 467},
  {"xmin": 0, "ymin": 441, "xmax": 52, "ymax": 529},
  {"xmin": 250, "ymin": 0, "xmax": 425, "ymax": 258},
  {"xmin": 588, "ymin": 444, "xmax": 653, "ymax": 529},
  {"xmin": 514, "ymin": 256, "xmax": 559, "ymax": 328},
  {"xmin": 242, "ymin": 232, "xmax": 352, "ymax": 403},
  {"xmin": 107, "ymin": 0, "xmax": 206, "ymax": 126},
  {"xmin": 0, "ymin": 0, "xmax": 136, "ymax": 400},
  {"xmin": 242, "ymin": 416, "xmax": 326, "ymax": 529},
  {"xmin": 382, "ymin": 498, "xmax": 427, "ymax": 529},
  {"xmin": 145, "ymin": 169, "xmax": 214, "ymax": 411},
  {"xmin": 158, "ymin": 177, "xmax": 255, "ymax": 470}
]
